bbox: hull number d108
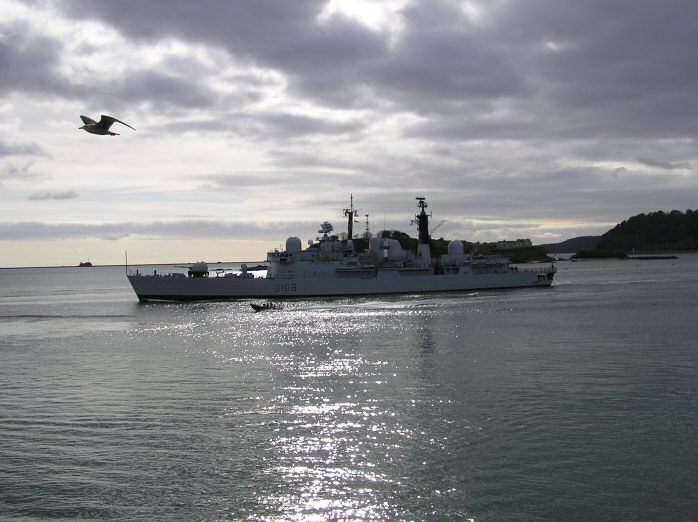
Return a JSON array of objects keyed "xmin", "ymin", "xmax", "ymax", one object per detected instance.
[{"xmin": 274, "ymin": 283, "xmax": 297, "ymax": 293}]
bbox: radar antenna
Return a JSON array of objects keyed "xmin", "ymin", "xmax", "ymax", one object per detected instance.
[{"xmin": 318, "ymin": 221, "xmax": 334, "ymax": 238}]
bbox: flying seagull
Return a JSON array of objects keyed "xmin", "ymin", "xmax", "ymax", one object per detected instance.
[{"xmin": 79, "ymin": 115, "xmax": 135, "ymax": 135}]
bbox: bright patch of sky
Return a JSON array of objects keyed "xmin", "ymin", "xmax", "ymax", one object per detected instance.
[{"xmin": 319, "ymin": 0, "xmax": 408, "ymax": 32}]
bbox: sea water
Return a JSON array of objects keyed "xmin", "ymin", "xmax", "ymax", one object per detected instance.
[{"xmin": 1, "ymin": 257, "xmax": 696, "ymax": 521}]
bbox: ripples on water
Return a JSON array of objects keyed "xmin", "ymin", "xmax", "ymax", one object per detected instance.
[{"xmin": 1, "ymin": 259, "xmax": 697, "ymax": 521}]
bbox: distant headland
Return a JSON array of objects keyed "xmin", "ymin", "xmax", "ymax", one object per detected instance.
[{"xmin": 543, "ymin": 209, "xmax": 697, "ymax": 259}]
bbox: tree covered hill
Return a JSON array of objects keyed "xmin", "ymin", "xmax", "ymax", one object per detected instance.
[{"xmin": 596, "ymin": 209, "xmax": 698, "ymax": 252}]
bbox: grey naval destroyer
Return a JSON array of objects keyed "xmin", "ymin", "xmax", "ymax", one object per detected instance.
[{"xmin": 127, "ymin": 196, "xmax": 556, "ymax": 301}]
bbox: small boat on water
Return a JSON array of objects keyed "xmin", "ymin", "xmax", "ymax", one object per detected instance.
[{"xmin": 251, "ymin": 301, "xmax": 283, "ymax": 312}]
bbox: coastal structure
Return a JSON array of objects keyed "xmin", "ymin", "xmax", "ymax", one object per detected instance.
[{"xmin": 126, "ymin": 197, "xmax": 556, "ymax": 301}]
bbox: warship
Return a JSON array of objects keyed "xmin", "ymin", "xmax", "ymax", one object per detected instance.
[{"xmin": 127, "ymin": 196, "xmax": 555, "ymax": 301}]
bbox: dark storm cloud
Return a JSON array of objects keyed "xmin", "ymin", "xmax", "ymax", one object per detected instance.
[
  {"xmin": 59, "ymin": 1, "xmax": 508, "ymax": 110},
  {"xmin": 364, "ymin": 1, "xmax": 528, "ymax": 112},
  {"xmin": 61, "ymin": 0, "xmax": 388, "ymax": 108},
  {"xmin": 61, "ymin": 0, "xmax": 321, "ymax": 50},
  {"xmin": 53, "ymin": 0, "xmax": 698, "ymax": 141},
  {"xmin": 0, "ymin": 22, "xmax": 65, "ymax": 96},
  {"xmin": 7, "ymin": 0, "xmax": 695, "ymax": 144},
  {"xmin": 61, "ymin": 0, "xmax": 383, "ymax": 71},
  {"xmin": 486, "ymin": 0, "xmax": 698, "ymax": 139}
]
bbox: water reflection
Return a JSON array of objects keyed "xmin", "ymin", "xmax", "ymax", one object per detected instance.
[
  {"xmin": 244, "ymin": 297, "xmax": 472, "ymax": 520},
  {"xmin": 124, "ymin": 296, "xmax": 481, "ymax": 519}
]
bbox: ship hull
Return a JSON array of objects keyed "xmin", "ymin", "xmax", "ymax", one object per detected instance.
[{"xmin": 127, "ymin": 268, "xmax": 555, "ymax": 302}]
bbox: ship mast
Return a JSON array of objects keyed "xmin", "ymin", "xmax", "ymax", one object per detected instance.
[
  {"xmin": 343, "ymin": 193, "xmax": 359, "ymax": 239},
  {"xmin": 414, "ymin": 197, "xmax": 431, "ymax": 245},
  {"xmin": 412, "ymin": 196, "xmax": 432, "ymax": 264}
]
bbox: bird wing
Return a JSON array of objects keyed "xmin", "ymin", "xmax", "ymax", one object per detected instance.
[
  {"xmin": 80, "ymin": 115, "xmax": 97, "ymax": 125},
  {"xmin": 99, "ymin": 115, "xmax": 136, "ymax": 131}
]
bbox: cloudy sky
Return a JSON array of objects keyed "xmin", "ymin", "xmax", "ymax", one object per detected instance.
[{"xmin": 1, "ymin": 0, "xmax": 697, "ymax": 266}]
